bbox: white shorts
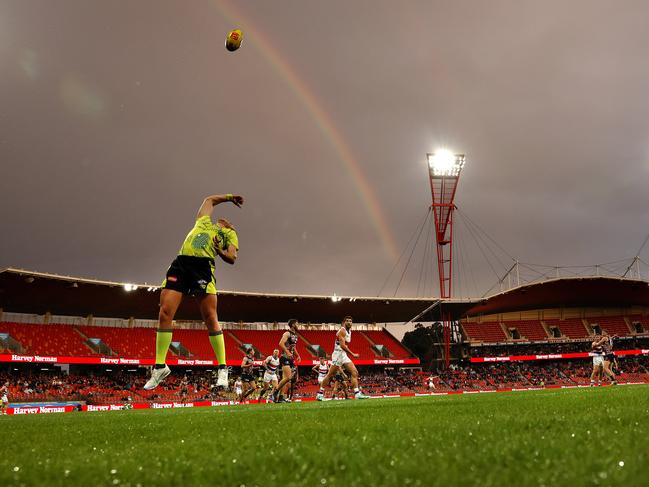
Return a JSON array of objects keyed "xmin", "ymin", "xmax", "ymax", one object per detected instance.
[
  {"xmin": 318, "ymin": 375, "xmax": 326, "ymax": 384},
  {"xmin": 1, "ymin": 395, "xmax": 8, "ymax": 404},
  {"xmin": 332, "ymin": 350, "xmax": 352, "ymax": 368},
  {"xmin": 263, "ymin": 372, "xmax": 278, "ymax": 383},
  {"xmin": 593, "ymin": 355, "xmax": 604, "ymax": 367},
  {"xmin": 235, "ymin": 388, "xmax": 242, "ymax": 395}
]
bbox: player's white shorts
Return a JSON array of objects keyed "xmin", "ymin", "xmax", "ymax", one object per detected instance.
[
  {"xmin": 235, "ymin": 388, "xmax": 242, "ymax": 396},
  {"xmin": 263, "ymin": 372, "xmax": 277, "ymax": 383},
  {"xmin": 332, "ymin": 350, "xmax": 352, "ymax": 367},
  {"xmin": 1, "ymin": 395, "xmax": 8, "ymax": 404},
  {"xmin": 592, "ymin": 355, "xmax": 604, "ymax": 367},
  {"xmin": 318, "ymin": 374, "xmax": 326, "ymax": 384}
]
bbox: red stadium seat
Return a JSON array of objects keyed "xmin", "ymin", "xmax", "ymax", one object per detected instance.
[
  {"xmin": 462, "ymin": 322, "xmax": 507, "ymax": 343},
  {"xmin": 544, "ymin": 319, "xmax": 589, "ymax": 339},
  {"xmin": 588, "ymin": 317, "xmax": 631, "ymax": 336},
  {"xmin": 361, "ymin": 330, "xmax": 412, "ymax": 359},
  {"xmin": 80, "ymin": 326, "xmax": 155, "ymax": 358},
  {"xmin": 0, "ymin": 322, "xmax": 96, "ymax": 356},
  {"xmin": 507, "ymin": 321, "xmax": 548, "ymax": 341}
]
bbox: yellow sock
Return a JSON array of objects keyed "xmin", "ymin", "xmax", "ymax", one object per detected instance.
[
  {"xmin": 155, "ymin": 329, "xmax": 173, "ymax": 365},
  {"xmin": 209, "ymin": 331, "xmax": 227, "ymax": 366}
]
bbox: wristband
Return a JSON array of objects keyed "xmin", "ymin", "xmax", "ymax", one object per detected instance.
[{"xmin": 225, "ymin": 193, "xmax": 233, "ymax": 201}]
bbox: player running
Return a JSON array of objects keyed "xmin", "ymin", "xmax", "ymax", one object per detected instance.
[
  {"xmin": 240, "ymin": 349, "xmax": 258, "ymax": 400},
  {"xmin": 144, "ymin": 193, "xmax": 243, "ymax": 391},
  {"xmin": 317, "ymin": 316, "xmax": 369, "ymax": 400},
  {"xmin": 273, "ymin": 319, "xmax": 301, "ymax": 403},
  {"xmin": 312, "ymin": 357, "xmax": 329, "ymax": 385},
  {"xmin": 258, "ymin": 349, "xmax": 280, "ymax": 401},
  {"xmin": 179, "ymin": 375, "xmax": 189, "ymax": 404},
  {"xmin": 287, "ymin": 365, "xmax": 299, "ymax": 401},
  {"xmin": 331, "ymin": 370, "xmax": 350, "ymax": 400},
  {"xmin": 601, "ymin": 331, "xmax": 618, "ymax": 385},
  {"xmin": 0, "ymin": 382, "xmax": 9, "ymax": 415},
  {"xmin": 234, "ymin": 377, "xmax": 243, "ymax": 402}
]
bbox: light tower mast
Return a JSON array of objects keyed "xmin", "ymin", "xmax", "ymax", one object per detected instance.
[{"xmin": 426, "ymin": 150, "xmax": 466, "ymax": 367}]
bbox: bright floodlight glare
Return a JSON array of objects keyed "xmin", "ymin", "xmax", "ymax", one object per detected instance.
[
  {"xmin": 427, "ymin": 150, "xmax": 466, "ymax": 176},
  {"xmin": 123, "ymin": 284, "xmax": 132, "ymax": 291}
]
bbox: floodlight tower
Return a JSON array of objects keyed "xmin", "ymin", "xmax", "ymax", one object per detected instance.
[{"xmin": 426, "ymin": 150, "xmax": 466, "ymax": 367}]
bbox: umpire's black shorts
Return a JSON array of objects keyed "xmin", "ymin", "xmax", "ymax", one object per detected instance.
[{"xmin": 161, "ymin": 255, "xmax": 215, "ymax": 296}]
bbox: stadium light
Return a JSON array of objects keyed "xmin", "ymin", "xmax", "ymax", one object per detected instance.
[
  {"xmin": 427, "ymin": 150, "xmax": 465, "ymax": 177},
  {"xmin": 124, "ymin": 284, "xmax": 137, "ymax": 292}
]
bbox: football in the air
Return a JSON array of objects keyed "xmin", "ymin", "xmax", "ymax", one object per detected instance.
[{"xmin": 225, "ymin": 29, "xmax": 243, "ymax": 52}]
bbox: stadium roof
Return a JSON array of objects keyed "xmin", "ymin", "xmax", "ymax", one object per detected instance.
[
  {"xmin": 0, "ymin": 268, "xmax": 476, "ymax": 323},
  {"xmin": 2, "ymin": 268, "xmax": 648, "ymax": 324},
  {"xmin": 467, "ymin": 276, "xmax": 649, "ymax": 316}
]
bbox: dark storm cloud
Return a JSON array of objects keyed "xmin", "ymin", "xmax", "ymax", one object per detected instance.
[{"xmin": 2, "ymin": 0, "xmax": 649, "ymax": 299}]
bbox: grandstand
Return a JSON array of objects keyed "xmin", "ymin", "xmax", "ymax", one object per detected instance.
[
  {"xmin": 2, "ymin": 268, "xmax": 649, "ymax": 409},
  {"xmin": 0, "ymin": 321, "xmax": 415, "ymax": 365}
]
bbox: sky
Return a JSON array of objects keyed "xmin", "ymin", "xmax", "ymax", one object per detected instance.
[{"xmin": 2, "ymin": 0, "xmax": 649, "ymax": 300}]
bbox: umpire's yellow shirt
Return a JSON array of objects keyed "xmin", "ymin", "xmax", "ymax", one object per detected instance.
[{"xmin": 178, "ymin": 216, "xmax": 239, "ymax": 261}]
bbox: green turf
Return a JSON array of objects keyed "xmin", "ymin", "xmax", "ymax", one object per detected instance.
[{"xmin": 1, "ymin": 386, "xmax": 648, "ymax": 487}]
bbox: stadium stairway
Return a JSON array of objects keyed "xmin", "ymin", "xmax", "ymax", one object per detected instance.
[
  {"xmin": 1, "ymin": 322, "xmax": 98, "ymax": 357},
  {"xmin": 461, "ymin": 322, "xmax": 508, "ymax": 343},
  {"xmin": 362, "ymin": 330, "xmax": 413, "ymax": 359},
  {"xmin": 506, "ymin": 320, "xmax": 549, "ymax": 341},
  {"xmin": 360, "ymin": 331, "xmax": 392, "ymax": 358},
  {"xmin": 225, "ymin": 331, "xmax": 253, "ymax": 359},
  {"xmin": 80, "ymin": 326, "xmax": 156, "ymax": 359},
  {"xmin": 542, "ymin": 319, "xmax": 590, "ymax": 339},
  {"xmin": 294, "ymin": 333, "xmax": 318, "ymax": 359},
  {"xmin": 588, "ymin": 317, "xmax": 632, "ymax": 336}
]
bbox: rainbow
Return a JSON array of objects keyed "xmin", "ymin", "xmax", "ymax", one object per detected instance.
[{"xmin": 209, "ymin": 0, "xmax": 400, "ymax": 261}]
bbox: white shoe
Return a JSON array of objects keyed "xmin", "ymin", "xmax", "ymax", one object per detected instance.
[
  {"xmin": 316, "ymin": 393, "xmax": 324, "ymax": 401},
  {"xmin": 144, "ymin": 365, "xmax": 171, "ymax": 390},
  {"xmin": 216, "ymin": 368, "xmax": 229, "ymax": 388},
  {"xmin": 355, "ymin": 391, "xmax": 370, "ymax": 400}
]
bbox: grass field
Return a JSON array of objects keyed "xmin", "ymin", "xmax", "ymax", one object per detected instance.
[{"xmin": 1, "ymin": 386, "xmax": 648, "ymax": 487}]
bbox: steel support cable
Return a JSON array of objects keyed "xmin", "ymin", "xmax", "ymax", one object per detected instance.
[
  {"xmin": 458, "ymin": 209, "xmax": 512, "ymax": 279},
  {"xmin": 455, "ymin": 207, "xmax": 517, "ymax": 262},
  {"xmin": 422, "ymin": 216, "xmax": 434, "ymax": 297},
  {"xmin": 623, "ymin": 234, "xmax": 649, "ymax": 277},
  {"xmin": 519, "ymin": 257, "xmax": 631, "ymax": 269},
  {"xmin": 518, "ymin": 262, "xmax": 549, "ymax": 277},
  {"xmin": 456, "ymin": 210, "xmax": 503, "ymax": 283},
  {"xmin": 454, "ymin": 226, "xmax": 469, "ymax": 298},
  {"xmin": 416, "ymin": 215, "xmax": 433, "ymax": 297},
  {"xmin": 458, "ymin": 228, "xmax": 478, "ymax": 297},
  {"xmin": 419, "ymin": 218, "xmax": 432, "ymax": 298},
  {"xmin": 456, "ymin": 216, "xmax": 481, "ymax": 297},
  {"xmin": 423, "ymin": 229, "xmax": 435, "ymax": 296},
  {"xmin": 459, "ymin": 221, "xmax": 479, "ymax": 296},
  {"xmin": 455, "ymin": 212, "xmax": 509, "ymax": 297},
  {"xmin": 394, "ymin": 209, "xmax": 431, "ymax": 297},
  {"xmin": 459, "ymin": 212, "xmax": 512, "ymax": 274},
  {"xmin": 481, "ymin": 262, "xmax": 517, "ymax": 297},
  {"xmin": 377, "ymin": 207, "xmax": 431, "ymax": 296},
  {"xmin": 452, "ymin": 232, "xmax": 461, "ymax": 297}
]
